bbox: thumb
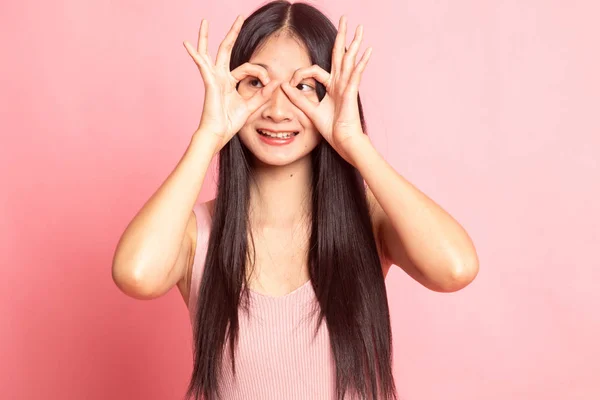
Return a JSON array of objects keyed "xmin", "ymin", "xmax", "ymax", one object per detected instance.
[
  {"xmin": 280, "ymin": 82, "xmax": 319, "ymax": 121},
  {"xmin": 245, "ymin": 80, "xmax": 279, "ymax": 114}
]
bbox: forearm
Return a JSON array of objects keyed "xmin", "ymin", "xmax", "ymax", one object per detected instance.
[
  {"xmin": 348, "ymin": 136, "xmax": 478, "ymax": 282},
  {"xmin": 112, "ymin": 130, "xmax": 220, "ymax": 292}
]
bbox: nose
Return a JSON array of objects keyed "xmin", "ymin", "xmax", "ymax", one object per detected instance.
[{"xmin": 261, "ymin": 84, "xmax": 294, "ymax": 122}]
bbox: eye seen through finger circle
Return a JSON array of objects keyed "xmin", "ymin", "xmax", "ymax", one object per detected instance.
[
  {"xmin": 296, "ymin": 83, "xmax": 314, "ymax": 91},
  {"xmin": 238, "ymin": 76, "xmax": 265, "ymax": 96},
  {"xmin": 238, "ymin": 76, "xmax": 266, "ymax": 88},
  {"xmin": 248, "ymin": 78, "xmax": 264, "ymax": 88}
]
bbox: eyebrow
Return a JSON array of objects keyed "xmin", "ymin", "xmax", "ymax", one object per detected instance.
[
  {"xmin": 255, "ymin": 63, "xmax": 270, "ymax": 71},
  {"xmin": 253, "ymin": 63, "xmax": 315, "ymax": 82}
]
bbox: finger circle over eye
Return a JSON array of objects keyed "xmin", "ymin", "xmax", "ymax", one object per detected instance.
[
  {"xmin": 289, "ymin": 68, "xmax": 306, "ymax": 87},
  {"xmin": 231, "ymin": 62, "xmax": 270, "ymax": 84},
  {"xmin": 290, "ymin": 65, "xmax": 330, "ymax": 88}
]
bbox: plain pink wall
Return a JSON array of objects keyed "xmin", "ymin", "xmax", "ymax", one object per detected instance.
[{"xmin": 1, "ymin": 0, "xmax": 598, "ymax": 398}]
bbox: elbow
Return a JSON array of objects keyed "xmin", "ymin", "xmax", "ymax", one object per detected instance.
[
  {"xmin": 443, "ymin": 254, "xmax": 480, "ymax": 292},
  {"xmin": 112, "ymin": 260, "xmax": 160, "ymax": 300}
]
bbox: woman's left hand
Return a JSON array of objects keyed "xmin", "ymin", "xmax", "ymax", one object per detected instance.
[{"xmin": 281, "ymin": 16, "xmax": 372, "ymax": 166}]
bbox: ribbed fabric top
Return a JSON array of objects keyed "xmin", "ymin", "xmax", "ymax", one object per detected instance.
[{"xmin": 188, "ymin": 202, "xmax": 338, "ymax": 399}]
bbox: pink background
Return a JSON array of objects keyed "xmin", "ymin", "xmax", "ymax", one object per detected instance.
[{"xmin": 1, "ymin": 0, "xmax": 598, "ymax": 398}]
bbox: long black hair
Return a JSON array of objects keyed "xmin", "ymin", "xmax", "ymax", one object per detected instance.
[{"xmin": 186, "ymin": 1, "xmax": 397, "ymax": 399}]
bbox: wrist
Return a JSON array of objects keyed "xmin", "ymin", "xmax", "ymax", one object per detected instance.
[
  {"xmin": 190, "ymin": 129, "xmax": 223, "ymax": 158},
  {"xmin": 342, "ymin": 133, "xmax": 374, "ymax": 167}
]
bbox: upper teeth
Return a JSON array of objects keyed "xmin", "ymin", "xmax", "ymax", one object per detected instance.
[{"xmin": 258, "ymin": 129, "xmax": 295, "ymax": 138}]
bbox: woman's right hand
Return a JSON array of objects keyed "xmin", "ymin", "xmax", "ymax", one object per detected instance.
[{"xmin": 183, "ymin": 16, "xmax": 278, "ymax": 153}]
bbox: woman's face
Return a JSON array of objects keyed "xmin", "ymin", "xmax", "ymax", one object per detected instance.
[{"xmin": 237, "ymin": 33, "xmax": 322, "ymax": 167}]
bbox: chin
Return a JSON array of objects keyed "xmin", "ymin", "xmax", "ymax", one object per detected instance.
[{"xmin": 250, "ymin": 152, "xmax": 310, "ymax": 167}]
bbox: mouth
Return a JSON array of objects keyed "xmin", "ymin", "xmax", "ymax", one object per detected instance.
[{"xmin": 256, "ymin": 129, "xmax": 299, "ymax": 139}]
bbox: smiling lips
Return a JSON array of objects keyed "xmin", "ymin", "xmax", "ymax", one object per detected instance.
[{"xmin": 257, "ymin": 128, "xmax": 299, "ymax": 139}]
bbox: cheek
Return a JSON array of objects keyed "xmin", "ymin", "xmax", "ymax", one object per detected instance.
[{"xmin": 296, "ymin": 110, "xmax": 317, "ymax": 132}]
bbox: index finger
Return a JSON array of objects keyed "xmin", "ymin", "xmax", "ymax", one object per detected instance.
[{"xmin": 216, "ymin": 15, "xmax": 244, "ymax": 68}]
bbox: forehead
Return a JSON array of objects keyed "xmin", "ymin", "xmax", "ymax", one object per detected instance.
[{"xmin": 249, "ymin": 33, "xmax": 312, "ymax": 78}]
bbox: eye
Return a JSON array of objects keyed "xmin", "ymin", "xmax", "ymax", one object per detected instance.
[
  {"xmin": 248, "ymin": 78, "xmax": 264, "ymax": 88},
  {"xmin": 296, "ymin": 83, "xmax": 314, "ymax": 92}
]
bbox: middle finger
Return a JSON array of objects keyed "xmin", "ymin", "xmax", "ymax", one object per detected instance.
[{"xmin": 340, "ymin": 25, "xmax": 363, "ymax": 84}]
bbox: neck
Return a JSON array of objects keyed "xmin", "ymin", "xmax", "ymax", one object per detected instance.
[{"xmin": 248, "ymin": 156, "xmax": 313, "ymax": 230}]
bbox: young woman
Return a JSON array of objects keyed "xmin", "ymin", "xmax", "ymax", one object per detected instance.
[{"xmin": 112, "ymin": 1, "xmax": 479, "ymax": 399}]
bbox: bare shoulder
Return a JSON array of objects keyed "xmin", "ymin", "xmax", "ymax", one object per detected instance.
[{"xmin": 176, "ymin": 199, "xmax": 215, "ymax": 306}]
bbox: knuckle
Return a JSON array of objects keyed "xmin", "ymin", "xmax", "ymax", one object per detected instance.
[{"xmin": 219, "ymin": 41, "xmax": 231, "ymax": 51}]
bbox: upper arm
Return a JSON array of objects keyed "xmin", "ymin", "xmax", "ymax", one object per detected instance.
[
  {"xmin": 366, "ymin": 186, "xmax": 393, "ymax": 278},
  {"xmin": 175, "ymin": 209, "xmax": 198, "ymax": 306},
  {"xmin": 366, "ymin": 185, "xmax": 433, "ymax": 287},
  {"xmin": 112, "ymin": 208, "xmax": 198, "ymax": 301}
]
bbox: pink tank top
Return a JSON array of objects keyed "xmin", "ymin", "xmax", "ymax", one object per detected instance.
[{"xmin": 188, "ymin": 202, "xmax": 338, "ymax": 399}]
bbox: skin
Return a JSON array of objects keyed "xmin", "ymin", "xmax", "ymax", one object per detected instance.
[
  {"xmin": 235, "ymin": 33, "xmax": 323, "ymax": 292},
  {"xmin": 230, "ymin": 23, "xmax": 376, "ymax": 293},
  {"xmin": 183, "ymin": 17, "xmax": 328, "ymax": 295},
  {"xmin": 237, "ymin": 32, "xmax": 322, "ymax": 229},
  {"xmin": 179, "ymin": 15, "xmax": 479, "ymax": 298}
]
